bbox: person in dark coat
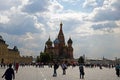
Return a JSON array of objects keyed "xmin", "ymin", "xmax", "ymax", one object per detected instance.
[
  {"xmin": 115, "ymin": 64, "xmax": 120, "ymax": 77},
  {"xmin": 53, "ymin": 62, "xmax": 59, "ymax": 77},
  {"xmin": 79, "ymin": 64, "xmax": 85, "ymax": 79},
  {"xmin": 2, "ymin": 64, "xmax": 15, "ymax": 80}
]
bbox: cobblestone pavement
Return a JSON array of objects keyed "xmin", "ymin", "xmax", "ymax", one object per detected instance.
[{"xmin": 0, "ymin": 66, "xmax": 120, "ymax": 80}]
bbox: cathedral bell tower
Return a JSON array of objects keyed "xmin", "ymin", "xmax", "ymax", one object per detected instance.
[
  {"xmin": 58, "ymin": 22, "xmax": 65, "ymax": 47},
  {"xmin": 57, "ymin": 22, "xmax": 66, "ymax": 59}
]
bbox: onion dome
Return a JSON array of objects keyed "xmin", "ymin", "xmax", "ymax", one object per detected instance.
[
  {"xmin": 46, "ymin": 37, "xmax": 52, "ymax": 45},
  {"xmin": 67, "ymin": 37, "xmax": 73, "ymax": 44},
  {"xmin": 54, "ymin": 38, "xmax": 59, "ymax": 44}
]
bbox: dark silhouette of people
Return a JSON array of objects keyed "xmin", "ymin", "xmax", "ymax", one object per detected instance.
[
  {"xmin": 115, "ymin": 64, "xmax": 120, "ymax": 77},
  {"xmin": 99, "ymin": 64, "xmax": 102, "ymax": 69},
  {"xmin": 2, "ymin": 64, "xmax": 15, "ymax": 80},
  {"xmin": 53, "ymin": 62, "xmax": 59, "ymax": 77},
  {"xmin": 79, "ymin": 64, "xmax": 85, "ymax": 79},
  {"xmin": 61, "ymin": 62, "xmax": 67, "ymax": 75}
]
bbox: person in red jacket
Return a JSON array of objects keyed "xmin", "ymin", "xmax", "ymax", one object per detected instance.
[{"xmin": 15, "ymin": 63, "xmax": 19, "ymax": 73}]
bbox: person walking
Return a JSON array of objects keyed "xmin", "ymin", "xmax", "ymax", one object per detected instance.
[
  {"xmin": 15, "ymin": 63, "xmax": 19, "ymax": 73},
  {"xmin": 53, "ymin": 62, "xmax": 59, "ymax": 77},
  {"xmin": 115, "ymin": 64, "xmax": 120, "ymax": 77},
  {"xmin": 2, "ymin": 64, "xmax": 15, "ymax": 80},
  {"xmin": 79, "ymin": 64, "xmax": 85, "ymax": 79},
  {"xmin": 61, "ymin": 62, "xmax": 67, "ymax": 75}
]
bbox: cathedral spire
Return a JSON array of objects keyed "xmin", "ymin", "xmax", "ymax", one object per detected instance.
[
  {"xmin": 58, "ymin": 22, "xmax": 65, "ymax": 46},
  {"xmin": 58, "ymin": 22, "xmax": 64, "ymax": 36},
  {"xmin": 60, "ymin": 22, "xmax": 63, "ymax": 30}
]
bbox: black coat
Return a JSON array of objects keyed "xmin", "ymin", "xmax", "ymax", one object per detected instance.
[{"xmin": 3, "ymin": 68, "xmax": 14, "ymax": 80}]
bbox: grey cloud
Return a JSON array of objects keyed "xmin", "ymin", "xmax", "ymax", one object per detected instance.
[
  {"xmin": 91, "ymin": 22, "xmax": 119, "ymax": 32},
  {"xmin": 83, "ymin": 0, "xmax": 104, "ymax": 8},
  {"xmin": 22, "ymin": 0, "xmax": 50, "ymax": 13},
  {"xmin": 93, "ymin": 9, "xmax": 120, "ymax": 22},
  {"xmin": 0, "ymin": 14, "xmax": 41, "ymax": 35},
  {"xmin": 0, "ymin": 0, "xmax": 22, "ymax": 11},
  {"xmin": 111, "ymin": 0, "xmax": 120, "ymax": 9},
  {"xmin": 61, "ymin": 0, "xmax": 79, "ymax": 3},
  {"xmin": 74, "ymin": 34, "xmax": 120, "ymax": 59},
  {"xmin": 92, "ymin": 0, "xmax": 120, "ymax": 22},
  {"xmin": 61, "ymin": 19, "xmax": 84, "ymax": 35},
  {"xmin": 83, "ymin": 0, "xmax": 98, "ymax": 8}
]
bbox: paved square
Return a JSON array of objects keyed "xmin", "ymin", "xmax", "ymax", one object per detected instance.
[{"xmin": 0, "ymin": 66, "xmax": 120, "ymax": 80}]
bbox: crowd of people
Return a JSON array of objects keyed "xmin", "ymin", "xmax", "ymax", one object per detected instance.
[{"xmin": 0, "ymin": 62, "xmax": 120, "ymax": 80}]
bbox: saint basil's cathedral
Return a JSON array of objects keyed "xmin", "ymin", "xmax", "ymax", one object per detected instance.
[{"xmin": 44, "ymin": 22, "xmax": 74, "ymax": 60}]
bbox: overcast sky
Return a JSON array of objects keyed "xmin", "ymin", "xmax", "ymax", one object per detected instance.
[{"xmin": 0, "ymin": 0, "xmax": 120, "ymax": 59}]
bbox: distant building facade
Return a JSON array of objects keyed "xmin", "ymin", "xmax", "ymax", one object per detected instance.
[
  {"xmin": 44, "ymin": 22, "xmax": 74, "ymax": 60},
  {"xmin": 0, "ymin": 35, "xmax": 33, "ymax": 64},
  {"xmin": 85, "ymin": 58, "xmax": 115, "ymax": 65}
]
